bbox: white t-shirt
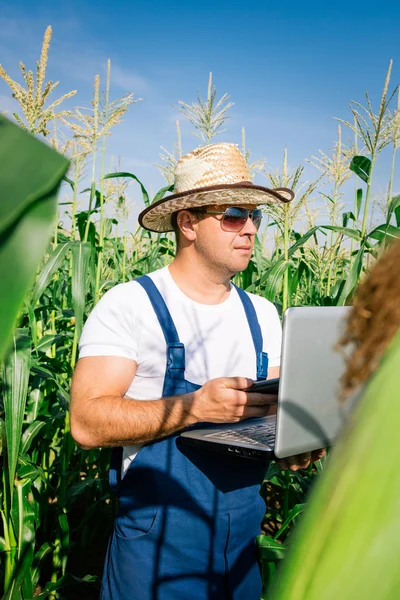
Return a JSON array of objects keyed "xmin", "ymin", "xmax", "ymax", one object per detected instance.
[{"xmin": 78, "ymin": 266, "xmax": 282, "ymax": 474}]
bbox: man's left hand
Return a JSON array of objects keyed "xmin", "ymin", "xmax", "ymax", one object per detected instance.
[{"xmin": 277, "ymin": 448, "xmax": 326, "ymax": 471}]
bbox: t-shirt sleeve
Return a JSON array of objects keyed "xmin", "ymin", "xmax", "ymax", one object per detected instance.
[{"xmin": 78, "ymin": 283, "xmax": 138, "ymax": 361}]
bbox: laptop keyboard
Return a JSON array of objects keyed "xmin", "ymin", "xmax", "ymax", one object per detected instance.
[{"xmin": 204, "ymin": 421, "xmax": 276, "ymax": 446}]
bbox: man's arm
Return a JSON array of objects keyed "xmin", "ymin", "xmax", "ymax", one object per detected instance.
[{"xmin": 70, "ymin": 355, "xmax": 276, "ymax": 449}]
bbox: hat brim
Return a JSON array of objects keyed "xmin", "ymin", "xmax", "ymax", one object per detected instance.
[{"xmin": 138, "ymin": 182, "xmax": 294, "ymax": 233}]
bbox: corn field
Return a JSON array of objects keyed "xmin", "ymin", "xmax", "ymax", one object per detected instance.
[{"xmin": 0, "ymin": 27, "xmax": 399, "ymax": 599}]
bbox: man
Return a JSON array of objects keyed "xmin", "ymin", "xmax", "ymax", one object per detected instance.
[{"xmin": 70, "ymin": 142, "xmax": 323, "ymax": 600}]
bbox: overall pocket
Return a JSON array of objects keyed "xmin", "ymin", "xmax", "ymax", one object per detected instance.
[{"xmin": 114, "ymin": 501, "xmax": 161, "ymax": 541}]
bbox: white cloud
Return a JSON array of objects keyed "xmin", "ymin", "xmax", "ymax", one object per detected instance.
[{"xmin": 111, "ymin": 64, "xmax": 149, "ymax": 94}]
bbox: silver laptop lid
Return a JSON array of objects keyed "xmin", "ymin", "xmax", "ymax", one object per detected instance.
[{"xmin": 275, "ymin": 306, "xmax": 353, "ymax": 458}]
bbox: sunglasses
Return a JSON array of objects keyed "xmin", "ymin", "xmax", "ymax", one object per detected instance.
[{"xmin": 192, "ymin": 206, "xmax": 263, "ymax": 232}]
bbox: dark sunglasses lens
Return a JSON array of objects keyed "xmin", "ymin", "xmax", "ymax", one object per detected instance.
[
  {"xmin": 222, "ymin": 207, "xmax": 248, "ymax": 231},
  {"xmin": 221, "ymin": 207, "xmax": 263, "ymax": 231},
  {"xmin": 252, "ymin": 209, "xmax": 262, "ymax": 230}
]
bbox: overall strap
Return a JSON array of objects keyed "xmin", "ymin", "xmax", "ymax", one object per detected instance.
[
  {"xmin": 109, "ymin": 274, "xmax": 186, "ymax": 493},
  {"xmin": 233, "ymin": 284, "xmax": 269, "ymax": 381},
  {"xmin": 136, "ymin": 275, "xmax": 185, "ymax": 381}
]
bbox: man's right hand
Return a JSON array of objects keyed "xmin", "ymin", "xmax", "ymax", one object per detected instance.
[{"xmin": 190, "ymin": 376, "xmax": 277, "ymax": 424}]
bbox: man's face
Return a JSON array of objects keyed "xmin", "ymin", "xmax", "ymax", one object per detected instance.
[{"xmin": 191, "ymin": 203, "xmax": 260, "ymax": 277}]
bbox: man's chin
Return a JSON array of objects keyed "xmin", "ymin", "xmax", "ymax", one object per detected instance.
[{"xmin": 230, "ymin": 257, "xmax": 253, "ymax": 276}]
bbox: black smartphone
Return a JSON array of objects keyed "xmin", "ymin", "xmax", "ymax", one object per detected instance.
[{"xmin": 244, "ymin": 378, "xmax": 279, "ymax": 395}]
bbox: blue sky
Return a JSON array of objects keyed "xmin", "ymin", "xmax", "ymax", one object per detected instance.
[{"xmin": 1, "ymin": 0, "xmax": 399, "ymax": 230}]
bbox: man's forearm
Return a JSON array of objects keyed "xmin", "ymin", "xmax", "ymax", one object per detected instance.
[{"xmin": 71, "ymin": 393, "xmax": 197, "ymax": 449}]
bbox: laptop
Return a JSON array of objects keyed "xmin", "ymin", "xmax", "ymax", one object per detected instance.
[{"xmin": 180, "ymin": 306, "xmax": 355, "ymax": 459}]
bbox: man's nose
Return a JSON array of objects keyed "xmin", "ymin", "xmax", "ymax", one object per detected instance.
[{"xmin": 240, "ymin": 215, "xmax": 258, "ymax": 236}]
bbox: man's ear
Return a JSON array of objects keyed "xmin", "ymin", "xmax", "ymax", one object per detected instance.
[{"xmin": 177, "ymin": 210, "xmax": 198, "ymax": 242}]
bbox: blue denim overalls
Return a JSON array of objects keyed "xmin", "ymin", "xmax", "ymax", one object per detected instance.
[{"xmin": 100, "ymin": 275, "xmax": 270, "ymax": 600}]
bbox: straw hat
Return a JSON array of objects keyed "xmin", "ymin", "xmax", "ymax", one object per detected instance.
[{"xmin": 139, "ymin": 142, "xmax": 295, "ymax": 232}]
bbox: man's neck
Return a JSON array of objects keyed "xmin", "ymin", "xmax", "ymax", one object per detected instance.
[{"xmin": 168, "ymin": 253, "xmax": 231, "ymax": 305}]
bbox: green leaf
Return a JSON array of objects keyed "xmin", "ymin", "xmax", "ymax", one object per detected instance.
[
  {"xmin": 350, "ymin": 155, "xmax": 371, "ymax": 184},
  {"xmin": 8, "ymin": 478, "xmax": 36, "ymax": 599},
  {"xmin": 2, "ymin": 330, "xmax": 31, "ymax": 492},
  {"xmin": 0, "ymin": 116, "xmax": 69, "ymax": 360},
  {"xmin": 264, "ymin": 260, "xmax": 291, "ymax": 301},
  {"xmin": 17, "ymin": 461, "xmax": 47, "ymax": 484},
  {"xmin": 368, "ymin": 224, "xmax": 400, "ymax": 243},
  {"xmin": 35, "ymin": 333, "xmax": 65, "ymax": 353},
  {"xmin": 34, "ymin": 573, "xmax": 99, "ymax": 599},
  {"xmin": 26, "ymin": 301, "xmax": 39, "ymax": 350},
  {"xmin": 103, "ymin": 171, "xmax": 150, "ymax": 207},
  {"xmin": 257, "ymin": 535, "xmax": 287, "ymax": 561},
  {"xmin": 20, "ymin": 421, "xmax": 46, "ymax": 455},
  {"xmin": 152, "ymin": 183, "xmax": 174, "ymax": 204},
  {"xmin": 287, "ymin": 227, "xmax": 319, "ymax": 259},
  {"xmin": 62, "ymin": 175, "xmax": 75, "ymax": 190},
  {"xmin": 0, "ymin": 418, "xmax": 5, "ymax": 457},
  {"xmin": 58, "ymin": 512, "xmax": 70, "ymax": 574},
  {"xmin": 30, "ymin": 242, "xmax": 72, "ymax": 306},
  {"xmin": 395, "ymin": 207, "xmax": 400, "ymax": 228},
  {"xmin": 274, "ymin": 504, "xmax": 306, "ymax": 540},
  {"xmin": 342, "ymin": 212, "xmax": 356, "ymax": 228},
  {"xmin": 31, "ymin": 542, "xmax": 52, "ymax": 588},
  {"xmin": 77, "ymin": 210, "xmax": 98, "ymax": 245},
  {"xmin": 80, "ymin": 186, "xmax": 107, "ymax": 209},
  {"xmin": 71, "ymin": 242, "xmax": 91, "ymax": 340},
  {"xmin": 319, "ymin": 225, "xmax": 362, "ymax": 242},
  {"xmin": 355, "ymin": 188, "xmax": 363, "ymax": 219},
  {"xmin": 287, "ymin": 260, "xmax": 309, "ymax": 304},
  {"xmin": 336, "ymin": 246, "xmax": 364, "ymax": 306},
  {"xmin": 2, "ymin": 541, "xmax": 34, "ymax": 599},
  {"xmin": 386, "ymin": 195, "xmax": 400, "ymax": 226},
  {"xmin": 254, "ymin": 227, "xmax": 318, "ymax": 298},
  {"xmin": 26, "ymin": 388, "xmax": 43, "ymax": 424},
  {"xmin": 66, "ymin": 476, "xmax": 97, "ymax": 501}
]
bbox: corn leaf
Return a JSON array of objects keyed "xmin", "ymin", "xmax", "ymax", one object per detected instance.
[
  {"xmin": 350, "ymin": 155, "xmax": 371, "ymax": 184},
  {"xmin": 336, "ymin": 246, "xmax": 364, "ymax": 306},
  {"xmin": 2, "ymin": 330, "xmax": 31, "ymax": 492},
  {"xmin": 274, "ymin": 504, "xmax": 306, "ymax": 540},
  {"xmin": 31, "ymin": 543, "xmax": 52, "ymax": 589},
  {"xmin": 368, "ymin": 224, "xmax": 400, "ymax": 242},
  {"xmin": 270, "ymin": 329, "xmax": 400, "ymax": 600},
  {"xmin": 264, "ymin": 261, "xmax": 291, "ymax": 301},
  {"xmin": 257, "ymin": 535, "xmax": 287, "ymax": 561},
  {"xmin": 20, "ymin": 421, "xmax": 46, "ymax": 455},
  {"xmin": 30, "ymin": 242, "xmax": 72, "ymax": 306},
  {"xmin": 287, "ymin": 227, "xmax": 319, "ymax": 259},
  {"xmin": 355, "ymin": 188, "xmax": 363, "ymax": 219},
  {"xmin": 0, "ymin": 417, "xmax": 5, "ymax": 457},
  {"xmin": 103, "ymin": 171, "xmax": 150, "ymax": 207},
  {"xmin": 152, "ymin": 183, "xmax": 174, "ymax": 204},
  {"xmin": 5, "ymin": 478, "xmax": 36, "ymax": 600},
  {"xmin": 71, "ymin": 242, "xmax": 91, "ymax": 340},
  {"xmin": 34, "ymin": 573, "xmax": 99, "ymax": 599},
  {"xmin": 0, "ymin": 116, "xmax": 69, "ymax": 361},
  {"xmin": 387, "ymin": 194, "xmax": 400, "ymax": 226},
  {"xmin": 320, "ymin": 225, "xmax": 362, "ymax": 242}
]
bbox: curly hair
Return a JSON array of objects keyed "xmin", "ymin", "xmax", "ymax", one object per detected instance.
[{"xmin": 338, "ymin": 238, "xmax": 400, "ymax": 399}]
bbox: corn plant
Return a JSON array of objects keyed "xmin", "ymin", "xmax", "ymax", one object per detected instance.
[{"xmin": 0, "ymin": 26, "xmax": 76, "ymax": 137}]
